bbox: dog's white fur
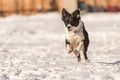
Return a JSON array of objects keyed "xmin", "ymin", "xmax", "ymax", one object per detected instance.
[{"xmin": 65, "ymin": 20, "xmax": 85, "ymax": 56}]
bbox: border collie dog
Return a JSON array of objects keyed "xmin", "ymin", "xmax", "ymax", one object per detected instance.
[{"xmin": 62, "ymin": 8, "xmax": 90, "ymax": 62}]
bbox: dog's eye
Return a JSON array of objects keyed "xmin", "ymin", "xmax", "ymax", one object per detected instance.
[
  {"xmin": 67, "ymin": 20, "xmax": 69, "ymax": 23},
  {"xmin": 66, "ymin": 19, "xmax": 71, "ymax": 24}
]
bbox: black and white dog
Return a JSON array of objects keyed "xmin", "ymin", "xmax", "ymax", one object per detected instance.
[{"xmin": 62, "ymin": 8, "xmax": 89, "ymax": 62}]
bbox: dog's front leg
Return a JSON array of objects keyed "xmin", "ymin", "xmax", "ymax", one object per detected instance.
[
  {"xmin": 76, "ymin": 41, "xmax": 89, "ymax": 63},
  {"xmin": 66, "ymin": 45, "xmax": 72, "ymax": 54},
  {"xmin": 74, "ymin": 50, "xmax": 80, "ymax": 61},
  {"xmin": 74, "ymin": 41, "xmax": 83, "ymax": 61},
  {"xmin": 76, "ymin": 41, "xmax": 83, "ymax": 52},
  {"xmin": 66, "ymin": 39, "xmax": 72, "ymax": 54}
]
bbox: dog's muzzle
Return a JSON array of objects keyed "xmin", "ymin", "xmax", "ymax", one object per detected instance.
[{"xmin": 67, "ymin": 26, "xmax": 72, "ymax": 31}]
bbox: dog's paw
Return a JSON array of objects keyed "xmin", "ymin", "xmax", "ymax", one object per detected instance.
[{"xmin": 66, "ymin": 48, "xmax": 72, "ymax": 54}]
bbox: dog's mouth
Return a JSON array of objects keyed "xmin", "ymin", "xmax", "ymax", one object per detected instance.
[{"xmin": 68, "ymin": 29, "xmax": 72, "ymax": 31}]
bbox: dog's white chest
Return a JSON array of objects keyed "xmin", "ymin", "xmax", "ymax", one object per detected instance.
[
  {"xmin": 65, "ymin": 27, "xmax": 84, "ymax": 42},
  {"xmin": 68, "ymin": 31, "xmax": 82, "ymax": 38},
  {"xmin": 66, "ymin": 31, "xmax": 77, "ymax": 40}
]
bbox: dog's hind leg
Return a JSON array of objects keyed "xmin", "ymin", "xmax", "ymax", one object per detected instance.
[
  {"xmin": 83, "ymin": 39, "xmax": 89, "ymax": 61},
  {"xmin": 83, "ymin": 45, "xmax": 90, "ymax": 63},
  {"xmin": 77, "ymin": 53, "xmax": 81, "ymax": 62},
  {"xmin": 83, "ymin": 49, "xmax": 88, "ymax": 60}
]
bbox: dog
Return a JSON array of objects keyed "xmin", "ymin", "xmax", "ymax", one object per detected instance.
[{"xmin": 62, "ymin": 8, "xmax": 89, "ymax": 62}]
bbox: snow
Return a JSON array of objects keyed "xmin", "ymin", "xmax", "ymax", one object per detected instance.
[{"xmin": 0, "ymin": 12, "xmax": 120, "ymax": 80}]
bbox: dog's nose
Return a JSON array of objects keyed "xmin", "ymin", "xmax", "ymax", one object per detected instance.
[{"xmin": 67, "ymin": 26, "xmax": 71, "ymax": 29}]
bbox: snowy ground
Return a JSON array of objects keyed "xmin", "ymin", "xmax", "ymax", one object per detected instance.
[{"xmin": 0, "ymin": 12, "xmax": 120, "ymax": 80}]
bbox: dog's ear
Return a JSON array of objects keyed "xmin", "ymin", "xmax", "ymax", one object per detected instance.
[
  {"xmin": 72, "ymin": 9, "xmax": 80, "ymax": 20},
  {"xmin": 62, "ymin": 8, "xmax": 70, "ymax": 21}
]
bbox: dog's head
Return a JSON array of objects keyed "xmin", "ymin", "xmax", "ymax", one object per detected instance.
[{"xmin": 62, "ymin": 8, "xmax": 81, "ymax": 31}]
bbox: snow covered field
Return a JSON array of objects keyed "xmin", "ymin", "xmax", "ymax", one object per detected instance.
[{"xmin": 0, "ymin": 12, "xmax": 120, "ymax": 80}]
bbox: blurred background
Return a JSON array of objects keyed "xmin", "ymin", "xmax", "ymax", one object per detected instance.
[
  {"xmin": 0, "ymin": 0, "xmax": 120, "ymax": 16},
  {"xmin": 0, "ymin": 0, "xmax": 120, "ymax": 80}
]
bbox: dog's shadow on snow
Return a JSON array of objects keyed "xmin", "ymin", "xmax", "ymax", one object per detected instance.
[{"xmin": 91, "ymin": 60, "xmax": 120, "ymax": 65}]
